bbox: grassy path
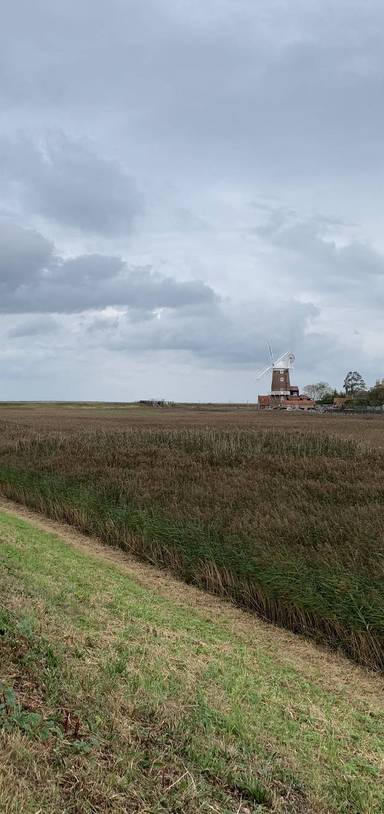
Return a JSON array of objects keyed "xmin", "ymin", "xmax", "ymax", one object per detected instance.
[{"xmin": 0, "ymin": 502, "xmax": 383, "ymax": 813}]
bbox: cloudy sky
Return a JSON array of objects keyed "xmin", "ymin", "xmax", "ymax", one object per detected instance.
[{"xmin": 0, "ymin": 0, "xmax": 383, "ymax": 401}]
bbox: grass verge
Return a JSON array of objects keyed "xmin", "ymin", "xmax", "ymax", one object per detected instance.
[{"xmin": 1, "ymin": 511, "xmax": 384, "ymax": 813}]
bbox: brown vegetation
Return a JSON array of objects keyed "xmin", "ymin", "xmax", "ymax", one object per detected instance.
[
  {"xmin": 0, "ymin": 404, "xmax": 383, "ymax": 671},
  {"xmin": 0, "ymin": 401, "xmax": 384, "ymax": 444}
]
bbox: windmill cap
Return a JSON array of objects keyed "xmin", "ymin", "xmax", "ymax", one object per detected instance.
[{"xmin": 272, "ymin": 352, "xmax": 295, "ymax": 369}]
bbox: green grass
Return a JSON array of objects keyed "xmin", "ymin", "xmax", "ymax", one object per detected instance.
[
  {"xmin": 1, "ymin": 512, "xmax": 384, "ymax": 813},
  {"xmin": 0, "ymin": 425, "xmax": 383, "ymax": 670}
]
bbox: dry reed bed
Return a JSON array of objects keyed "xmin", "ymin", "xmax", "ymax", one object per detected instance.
[{"xmin": 0, "ymin": 421, "xmax": 383, "ymax": 670}]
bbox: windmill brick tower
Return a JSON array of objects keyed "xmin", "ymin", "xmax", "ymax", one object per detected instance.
[
  {"xmin": 269, "ymin": 352, "xmax": 296, "ymax": 403},
  {"xmin": 271, "ymin": 364, "xmax": 292, "ymax": 400}
]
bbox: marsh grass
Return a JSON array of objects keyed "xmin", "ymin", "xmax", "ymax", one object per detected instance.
[{"xmin": 0, "ymin": 424, "xmax": 383, "ymax": 670}]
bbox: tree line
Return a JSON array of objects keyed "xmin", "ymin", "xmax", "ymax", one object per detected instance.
[{"xmin": 304, "ymin": 372, "xmax": 384, "ymax": 406}]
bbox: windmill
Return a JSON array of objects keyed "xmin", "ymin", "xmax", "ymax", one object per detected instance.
[{"xmin": 256, "ymin": 346, "xmax": 297, "ymax": 403}]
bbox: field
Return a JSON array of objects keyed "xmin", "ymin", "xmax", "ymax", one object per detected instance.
[
  {"xmin": 0, "ymin": 404, "xmax": 383, "ymax": 671},
  {"xmin": 1, "ymin": 509, "xmax": 383, "ymax": 813},
  {"xmin": 1, "ymin": 402, "xmax": 384, "ymax": 445}
]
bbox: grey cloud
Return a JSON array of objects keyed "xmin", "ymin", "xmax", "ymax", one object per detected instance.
[
  {"xmin": 91, "ymin": 298, "xmax": 320, "ymax": 368},
  {"xmin": 254, "ymin": 208, "xmax": 384, "ymax": 302},
  {"xmin": 256, "ymin": 213, "xmax": 342, "ymax": 263},
  {"xmin": 1, "ymin": 1, "xmax": 384, "ymax": 185},
  {"xmin": 7, "ymin": 315, "xmax": 58, "ymax": 338},
  {"xmin": 0, "ymin": 221, "xmax": 53, "ymax": 284},
  {"xmin": 58, "ymin": 254, "xmax": 125, "ymax": 283},
  {"xmin": 0, "ymin": 134, "xmax": 142, "ymax": 235},
  {"xmin": 0, "ymin": 221, "xmax": 217, "ymax": 314}
]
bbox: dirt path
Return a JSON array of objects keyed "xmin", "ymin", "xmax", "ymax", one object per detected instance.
[{"xmin": 1, "ymin": 495, "xmax": 383, "ymax": 707}]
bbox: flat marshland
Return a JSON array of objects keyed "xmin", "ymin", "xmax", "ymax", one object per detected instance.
[
  {"xmin": 0, "ymin": 405, "xmax": 383, "ymax": 670},
  {"xmin": 0, "ymin": 405, "xmax": 384, "ymax": 813}
]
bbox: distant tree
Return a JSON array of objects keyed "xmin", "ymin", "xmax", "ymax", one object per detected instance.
[
  {"xmin": 343, "ymin": 371, "xmax": 366, "ymax": 395},
  {"xmin": 367, "ymin": 382, "xmax": 384, "ymax": 406},
  {"xmin": 319, "ymin": 389, "xmax": 336, "ymax": 404},
  {"xmin": 303, "ymin": 382, "xmax": 332, "ymax": 401}
]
